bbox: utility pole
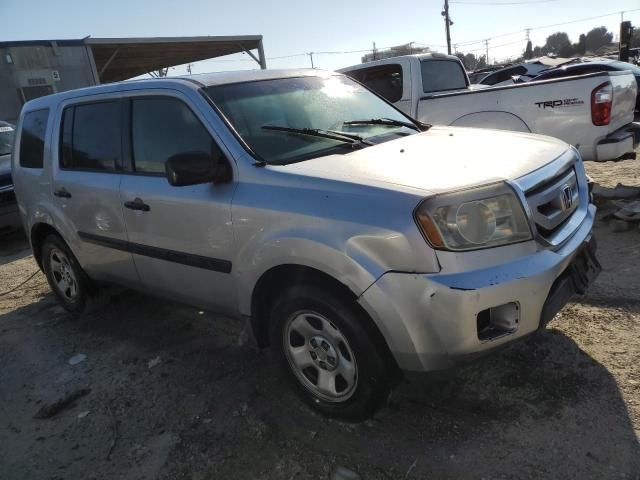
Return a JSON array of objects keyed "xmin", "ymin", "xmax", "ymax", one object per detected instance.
[
  {"xmin": 442, "ymin": 0, "xmax": 453, "ymax": 55},
  {"xmin": 308, "ymin": 52, "xmax": 315, "ymax": 68},
  {"xmin": 187, "ymin": 63, "xmax": 192, "ymax": 75},
  {"xmin": 372, "ymin": 42, "xmax": 377, "ymax": 60},
  {"xmin": 484, "ymin": 39, "xmax": 489, "ymax": 65}
]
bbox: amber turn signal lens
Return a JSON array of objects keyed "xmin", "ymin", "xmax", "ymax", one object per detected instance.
[{"xmin": 416, "ymin": 211, "xmax": 444, "ymax": 248}]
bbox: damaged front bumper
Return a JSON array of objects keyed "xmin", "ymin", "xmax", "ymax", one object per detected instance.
[{"xmin": 358, "ymin": 204, "xmax": 598, "ymax": 372}]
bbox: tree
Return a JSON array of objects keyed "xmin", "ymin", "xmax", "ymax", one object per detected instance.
[
  {"xmin": 476, "ymin": 55, "xmax": 487, "ymax": 69},
  {"xmin": 544, "ymin": 32, "xmax": 573, "ymax": 57},
  {"xmin": 532, "ymin": 45, "xmax": 545, "ymax": 57},
  {"xmin": 574, "ymin": 34, "xmax": 587, "ymax": 56},
  {"xmin": 584, "ymin": 26, "xmax": 613, "ymax": 53},
  {"xmin": 524, "ymin": 40, "xmax": 533, "ymax": 60}
]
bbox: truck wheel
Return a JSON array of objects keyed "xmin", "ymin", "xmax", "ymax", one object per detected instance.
[
  {"xmin": 270, "ymin": 284, "xmax": 394, "ymax": 420},
  {"xmin": 41, "ymin": 234, "xmax": 105, "ymax": 315}
]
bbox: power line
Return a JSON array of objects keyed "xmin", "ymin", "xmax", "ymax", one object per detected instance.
[
  {"xmin": 451, "ymin": 0, "xmax": 556, "ymax": 4},
  {"xmin": 454, "ymin": 8, "xmax": 640, "ymax": 46}
]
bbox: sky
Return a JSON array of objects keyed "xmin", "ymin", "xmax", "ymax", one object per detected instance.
[{"xmin": 1, "ymin": 0, "xmax": 639, "ymax": 76}]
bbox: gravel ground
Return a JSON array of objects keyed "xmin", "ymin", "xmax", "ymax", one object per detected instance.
[{"xmin": 0, "ymin": 159, "xmax": 639, "ymax": 480}]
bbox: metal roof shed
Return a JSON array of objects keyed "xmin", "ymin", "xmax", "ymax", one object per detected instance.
[{"xmin": 86, "ymin": 35, "xmax": 266, "ymax": 83}]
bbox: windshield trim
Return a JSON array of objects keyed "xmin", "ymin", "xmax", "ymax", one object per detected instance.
[{"xmin": 200, "ymin": 74, "xmax": 423, "ymax": 166}]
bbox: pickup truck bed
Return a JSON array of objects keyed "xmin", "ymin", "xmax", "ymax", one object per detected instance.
[{"xmin": 340, "ymin": 54, "xmax": 640, "ymax": 161}]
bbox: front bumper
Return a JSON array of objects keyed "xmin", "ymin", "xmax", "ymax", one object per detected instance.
[
  {"xmin": 594, "ymin": 122, "xmax": 640, "ymax": 161},
  {"xmin": 359, "ymin": 204, "xmax": 597, "ymax": 372}
]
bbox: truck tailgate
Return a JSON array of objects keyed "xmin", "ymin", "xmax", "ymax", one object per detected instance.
[
  {"xmin": 417, "ymin": 71, "xmax": 638, "ymax": 161},
  {"xmin": 608, "ymin": 71, "xmax": 637, "ymax": 133}
]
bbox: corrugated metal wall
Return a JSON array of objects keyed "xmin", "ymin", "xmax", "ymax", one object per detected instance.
[{"xmin": 0, "ymin": 43, "xmax": 97, "ymax": 123}]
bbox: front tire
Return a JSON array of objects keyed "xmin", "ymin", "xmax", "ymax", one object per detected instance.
[
  {"xmin": 41, "ymin": 234, "xmax": 104, "ymax": 315},
  {"xmin": 270, "ymin": 284, "xmax": 394, "ymax": 420}
]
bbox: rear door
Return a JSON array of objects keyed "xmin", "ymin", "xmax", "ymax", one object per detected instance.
[
  {"xmin": 51, "ymin": 94, "xmax": 138, "ymax": 285},
  {"xmin": 118, "ymin": 90, "xmax": 237, "ymax": 313}
]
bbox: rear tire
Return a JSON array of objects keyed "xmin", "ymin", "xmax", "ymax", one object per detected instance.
[
  {"xmin": 269, "ymin": 284, "xmax": 394, "ymax": 421},
  {"xmin": 41, "ymin": 234, "xmax": 106, "ymax": 315}
]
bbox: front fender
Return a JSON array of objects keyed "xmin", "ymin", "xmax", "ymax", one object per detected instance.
[{"xmin": 234, "ymin": 226, "xmax": 420, "ymax": 316}]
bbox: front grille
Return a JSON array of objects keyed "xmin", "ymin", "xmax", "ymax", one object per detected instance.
[
  {"xmin": 525, "ymin": 166, "xmax": 579, "ymax": 239},
  {"xmin": 514, "ymin": 150, "xmax": 588, "ymax": 248}
]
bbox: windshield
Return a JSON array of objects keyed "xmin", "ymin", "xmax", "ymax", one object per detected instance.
[
  {"xmin": 0, "ymin": 125, "xmax": 14, "ymax": 156},
  {"xmin": 204, "ymin": 75, "xmax": 417, "ymax": 165}
]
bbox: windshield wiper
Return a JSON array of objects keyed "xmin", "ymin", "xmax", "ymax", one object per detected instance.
[
  {"xmin": 343, "ymin": 117, "xmax": 429, "ymax": 132},
  {"xmin": 262, "ymin": 125, "xmax": 373, "ymax": 145}
]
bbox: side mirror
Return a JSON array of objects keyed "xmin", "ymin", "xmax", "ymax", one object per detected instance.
[
  {"xmin": 165, "ymin": 151, "xmax": 228, "ymax": 187},
  {"xmin": 511, "ymin": 75, "xmax": 523, "ymax": 84}
]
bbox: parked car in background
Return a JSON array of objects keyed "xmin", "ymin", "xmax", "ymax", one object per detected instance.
[
  {"xmin": 475, "ymin": 57, "xmax": 571, "ymax": 87},
  {"xmin": 13, "ymin": 69, "xmax": 600, "ymax": 419},
  {"xmin": 340, "ymin": 53, "xmax": 639, "ymax": 161},
  {"xmin": 0, "ymin": 121, "xmax": 20, "ymax": 232},
  {"xmin": 531, "ymin": 58, "xmax": 640, "ymax": 112},
  {"xmin": 467, "ymin": 65, "xmax": 507, "ymax": 84}
]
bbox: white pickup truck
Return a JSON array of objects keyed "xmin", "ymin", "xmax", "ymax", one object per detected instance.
[{"xmin": 340, "ymin": 53, "xmax": 640, "ymax": 161}]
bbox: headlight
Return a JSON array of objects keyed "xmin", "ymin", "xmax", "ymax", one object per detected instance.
[{"xmin": 415, "ymin": 183, "xmax": 532, "ymax": 251}]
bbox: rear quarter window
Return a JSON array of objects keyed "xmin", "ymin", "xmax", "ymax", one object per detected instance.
[
  {"xmin": 421, "ymin": 60, "xmax": 467, "ymax": 93},
  {"xmin": 347, "ymin": 64, "xmax": 404, "ymax": 103},
  {"xmin": 19, "ymin": 109, "xmax": 49, "ymax": 168}
]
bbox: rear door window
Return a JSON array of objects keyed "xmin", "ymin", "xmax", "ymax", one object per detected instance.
[
  {"xmin": 61, "ymin": 101, "xmax": 120, "ymax": 171},
  {"xmin": 347, "ymin": 64, "xmax": 404, "ymax": 102},
  {"xmin": 130, "ymin": 96, "xmax": 218, "ymax": 175},
  {"xmin": 420, "ymin": 60, "xmax": 468, "ymax": 93},
  {"xmin": 19, "ymin": 109, "xmax": 49, "ymax": 168}
]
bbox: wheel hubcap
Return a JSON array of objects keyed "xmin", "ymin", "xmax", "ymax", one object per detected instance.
[
  {"xmin": 284, "ymin": 311, "xmax": 358, "ymax": 402},
  {"xmin": 49, "ymin": 248, "xmax": 79, "ymax": 302}
]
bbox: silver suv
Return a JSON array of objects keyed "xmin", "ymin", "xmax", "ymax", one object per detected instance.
[{"xmin": 12, "ymin": 69, "xmax": 600, "ymax": 419}]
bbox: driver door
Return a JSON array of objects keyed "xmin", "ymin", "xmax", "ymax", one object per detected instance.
[{"xmin": 118, "ymin": 91, "xmax": 237, "ymax": 313}]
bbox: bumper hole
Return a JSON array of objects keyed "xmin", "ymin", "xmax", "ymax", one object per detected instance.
[{"xmin": 477, "ymin": 302, "xmax": 520, "ymax": 341}]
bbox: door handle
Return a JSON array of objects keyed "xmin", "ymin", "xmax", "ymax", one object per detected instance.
[
  {"xmin": 124, "ymin": 198, "xmax": 150, "ymax": 212},
  {"xmin": 53, "ymin": 188, "xmax": 72, "ymax": 199}
]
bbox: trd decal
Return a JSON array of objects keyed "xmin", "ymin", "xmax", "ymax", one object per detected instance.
[{"xmin": 535, "ymin": 98, "xmax": 584, "ymax": 109}]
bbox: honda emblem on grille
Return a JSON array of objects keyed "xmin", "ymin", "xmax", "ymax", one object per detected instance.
[{"xmin": 560, "ymin": 185, "xmax": 573, "ymax": 211}]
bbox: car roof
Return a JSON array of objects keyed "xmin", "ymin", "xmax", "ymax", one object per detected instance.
[
  {"xmin": 19, "ymin": 68, "xmax": 339, "ymax": 113},
  {"xmin": 178, "ymin": 68, "xmax": 333, "ymax": 86},
  {"xmin": 338, "ymin": 52, "xmax": 460, "ymax": 72},
  {"xmin": 564, "ymin": 59, "xmax": 617, "ymax": 69}
]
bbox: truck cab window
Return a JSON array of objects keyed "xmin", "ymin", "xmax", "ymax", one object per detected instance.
[{"xmin": 420, "ymin": 60, "xmax": 467, "ymax": 93}]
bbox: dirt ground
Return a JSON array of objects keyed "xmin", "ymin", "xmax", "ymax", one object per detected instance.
[{"xmin": 1, "ymin": 158, "xmax": 640, "ymax": 480}]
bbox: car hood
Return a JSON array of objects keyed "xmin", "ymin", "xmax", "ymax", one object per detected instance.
[{"xmin": 281, "ymin": 126, "xmax": 570, "ymax": 194}]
